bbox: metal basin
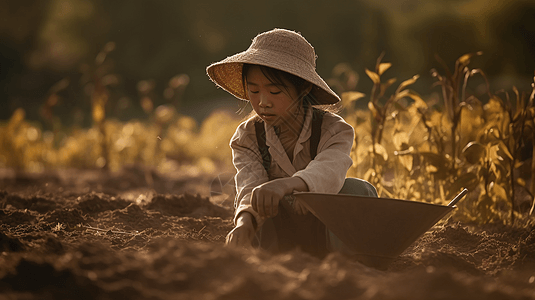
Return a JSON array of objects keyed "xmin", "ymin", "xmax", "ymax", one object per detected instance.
[{"xmin": 293, "ymin": 192, "xmax": 458, "ymax": 269}]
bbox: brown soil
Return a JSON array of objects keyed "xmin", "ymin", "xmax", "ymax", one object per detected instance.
[{"xmin": 0, "ymin": 168, "xmax": 534, "ymax": 300}]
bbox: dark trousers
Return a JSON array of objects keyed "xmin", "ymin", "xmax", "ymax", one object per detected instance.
[{"xmin": 255, "ymin": 178, "xmax": 378, "ymax": 258}]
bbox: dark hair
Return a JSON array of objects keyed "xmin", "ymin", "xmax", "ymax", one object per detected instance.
[
  {"xmin": 240, "ymin": 64, "xmax": 339, "ymax": 117},
  {"xmin": 241, "ymin": 64, "xmax": 321, "ymax": 107}
]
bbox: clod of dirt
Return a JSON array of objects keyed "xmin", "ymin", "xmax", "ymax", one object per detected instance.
[
  {"xmin": 146, "ymin": 193, "xmax": 231, "ymax": 218},
  {"xmin": 41, "ymin": 208, "xmax": 89, "ymax": 227},
  {"xmin": 0, "ymin": 232, "xmax": 25, "ymax": 252},
  {"xmin": 75, "ymin": 193, "xmax": 131, "ymax": 215},
  {"xmin": 2, "ymin": 193, "xmax": 57, "ymax": 213},
  {"xmin": 42, "ymin": 236, "xmax": 65, "ymax": 254},
  {"xmin": 0, "ymin": 209, "xmax": 37, "ymax": 225},
  {"xmin": 0, "ymin": 259, "xmax": 103, "ymax": 299},
  {"xmin": 109, "ymin": 203, "xmax": 163, "ymax": 231}
]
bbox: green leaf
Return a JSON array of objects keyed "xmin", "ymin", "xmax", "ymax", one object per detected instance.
[{"xmin": 462, "ymin": 142, "xmax": 486, "ymax": 164}]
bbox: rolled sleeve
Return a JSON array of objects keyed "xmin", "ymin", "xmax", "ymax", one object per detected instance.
[{"xmin": 293, "ymin": 114, "xmax": 354, "ymax": 194}]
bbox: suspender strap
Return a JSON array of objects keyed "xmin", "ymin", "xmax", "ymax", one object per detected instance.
[
  {"xmin": 310, "ymin": 108, "xmax": 324, "ymax": 160},
  {"xmin": 255, "ymin": 109, "xmax": 324, "ymax": 173},
  {"xmin": 255, "ymin": 121, "xmax": 271, "ymax": 173}
]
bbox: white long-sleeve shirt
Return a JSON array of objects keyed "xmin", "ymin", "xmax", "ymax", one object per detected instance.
[{"xmin": 230, "ymin": 107, "xmax": 354, "ymax": 227}]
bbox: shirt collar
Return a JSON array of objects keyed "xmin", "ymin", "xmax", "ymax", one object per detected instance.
[{"xmin": 264, "ymin": 107, "xmax": 313, "ymax": 176}]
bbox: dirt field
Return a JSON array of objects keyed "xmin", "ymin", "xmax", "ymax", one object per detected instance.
[{"xmin": 1, "ymin": 168, "xmax": 534, "ymax": 300}]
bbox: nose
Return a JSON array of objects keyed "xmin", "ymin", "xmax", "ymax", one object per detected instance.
[{"xmin": 259, "ymin": 93, "xmax": 271, "ymax": 108}]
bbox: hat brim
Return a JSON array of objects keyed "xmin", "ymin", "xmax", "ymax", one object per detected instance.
[{"xmin": 207, "ymin": 48, "xmax": 340, "ymax": 105}]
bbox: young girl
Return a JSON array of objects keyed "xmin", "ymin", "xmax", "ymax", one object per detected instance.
[{"xmin": 207, "ymin": 28, "xmax": 377, "ymax": 257}]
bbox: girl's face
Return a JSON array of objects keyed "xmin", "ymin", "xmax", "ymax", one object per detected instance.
[{"xmin": 245, "ymin": 65, "xmax": 300, "ymax": 126}]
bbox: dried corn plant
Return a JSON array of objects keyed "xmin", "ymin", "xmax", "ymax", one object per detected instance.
[{"xmin": 341, "ymin": 53, "xmax": 534, "ymax": 225}]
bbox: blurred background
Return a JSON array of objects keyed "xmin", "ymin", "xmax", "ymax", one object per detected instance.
[{"xmin": 1, "ymin": 0, "xmax": 534, "ymax": 124}]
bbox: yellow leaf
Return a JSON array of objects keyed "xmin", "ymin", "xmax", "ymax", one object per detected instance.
[
  {"xmin": 490, "ymin": 162, "xmax": 499, "ymax": 180},
  {"xmin": 398, "ymin": 154, "xmax": 413, "ymax": 171},
  {"xmin": 393, "ymin": 131, "xmax": 409, "ymax": 150},
  {"xmin": 8, "ymin": 108, "xmax": 25, "ymax": 129},
  {"xmin": 498, "ymin": 141, "xmax": 513, "ymax": 160},
  {"xmin": 395, "ymin": 89, "xmax": 410, "ymax": 101},
  {"xmin": 426, "ymin": 165, "xmax": 438, "ymax": 173},
  {"xmin": 368, "ymin": 101, "xmax": 380, "ymax": 120},
  {"xmin": 491, "ymin": 182, "xmax": 508, "ymax": 201},
  {"xmin": 92, "ymin": 103, "xmax": 105, "ymax": 123},
  {"xmin": 365, "ymin": 68, "xmax": 381, "ymax": 85},
  {"xmin": 457, "ymin": 54, "xmax": 472, "ymax": 65},
  {"xmin": 406, "ymin": 91, "xmax": 428, "ymax": 109},
  {"xmin": 489, "ymin": 144, "xmax": 503, "ymax": 162},
  {"xmin": 369, "ymin": 143, "xmax": 388, "ymax": 162},
  {"xmin": 457, "ymin": 51, "xmax": 482, "ymax": 66},
  {"xmin": 462, "ymin": 142, "xmax": 485, "ymax": 164},
  {"xmin": 380, "ymin": 78, "xmax": 398, "ymax": 96},
  {"xmin": 363, "ymin": 168, "xmax": 376, "ymax": 182},
  {"xmin": 396, "ymin": 75, "xmax": 420, "ymax": 93},
  {"xmin": 484, "ymin": 97, "xmax": 504, "ymax": 115},
  {"xmin": 341, "ymin": 91, "xmax": 366, "ymax": 108},
  {"xmin": 420, "ymin": 152, "xmax": 450, "ymax": 169},
  {"xmin": 489, "ymin": 128, "xmax": 500, "ymax": 139},
  {"xmin": 378, "ymin": 63, "xmax": 392, "ymax": 76},
  {"xmin": 449, "ymin": 172, "xmax": 478, "ymax": 198}
]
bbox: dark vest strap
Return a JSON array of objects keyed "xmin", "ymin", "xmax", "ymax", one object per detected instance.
[
  {"xmin": 310, "ymin": 109, "xmax": 324, "ymax": 160},
  {"xmin": 255, "ymin": 109, "xmax": 324, "ymax": 173},
  {"xmin": 255, "ymin": 121, "xmax": 271, "ymax": 173}
]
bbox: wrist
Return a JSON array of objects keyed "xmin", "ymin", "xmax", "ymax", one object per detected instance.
[
  {"xmin": 236, "ymin": 211, "xmax": 256, "ymax": 230},
  {"xmin": 285, "ymin": 176, "xmax": 309, "ymax": 193}
]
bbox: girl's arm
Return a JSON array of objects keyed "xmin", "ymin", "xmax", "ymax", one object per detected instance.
[
  {"xmin": 231, "ymin": 120, "xmax": 270, "ymax": 227},
  {"xmin": 250, "ymin": 176, "xmax": 308, "ymax": 217},
  {"xmin": 231, "ymin": 120, "xmax": 311, "ymax": 222},
  {"xmin": 293, "ymin": 113, "xmax": 354, "ymax": 194}
]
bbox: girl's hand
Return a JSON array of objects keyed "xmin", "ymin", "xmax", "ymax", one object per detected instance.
[
  {"xmin": 226, "ymin": 212, "xmax": 255, "ymax": 248},
  {"xmin": 251, "ymin": 177, "xmax": 309, "ymax": 218},
  {"xmin": 292, "ymin": 199, "xmax": 309, "ymax": 215}
]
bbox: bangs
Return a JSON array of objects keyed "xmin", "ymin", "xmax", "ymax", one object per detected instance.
[{"xmin": 242, "ymin": 64, "xmax": 309, "ymax": 97}]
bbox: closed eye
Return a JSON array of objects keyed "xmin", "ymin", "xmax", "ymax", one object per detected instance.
[{"xmin": 270, "ymin": 91, "xmax": 281, "ymax": 95}]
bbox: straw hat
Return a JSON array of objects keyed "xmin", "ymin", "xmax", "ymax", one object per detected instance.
[{"xmin": 206, "ymin": 28, "xmax": 340, "ymax": 105}]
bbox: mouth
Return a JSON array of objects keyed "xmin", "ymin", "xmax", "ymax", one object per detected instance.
[{"xmin": 259, "ymin": 113, "xmax": 276, "ymax": 120}]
